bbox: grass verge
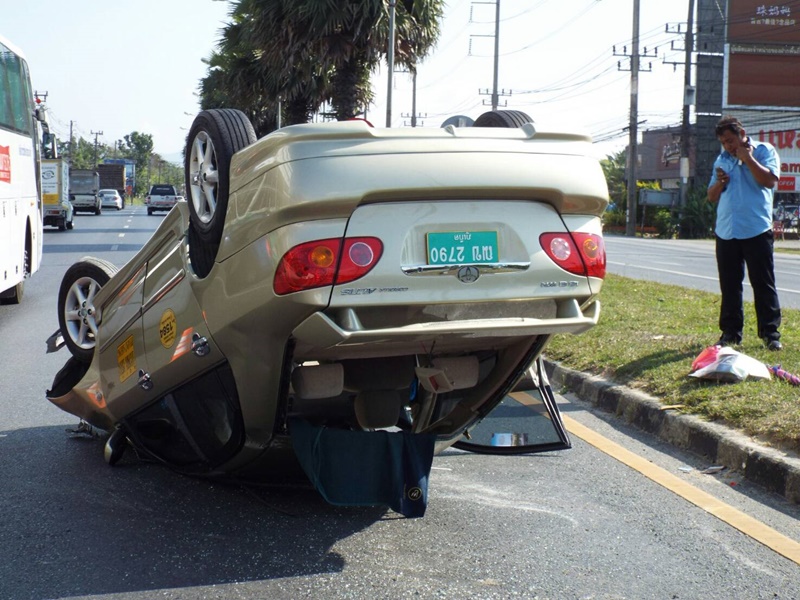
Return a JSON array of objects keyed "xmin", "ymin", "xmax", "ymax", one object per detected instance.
[{"xmin": 544, "ymin": 274, "xmax": 800, "ymax": 453}]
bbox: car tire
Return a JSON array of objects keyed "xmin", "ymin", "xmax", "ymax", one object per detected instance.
[
  {"xmin": 57, "ymin": 257, "xmax": 118, "ymax": 363},
  {"xmin": 185, "ymin": 109, "xmax": 257, "ymax": 247},
  {"xmin": 473, "ymin": 110, "xmax": 533, "ymax": 128},
  {"xmin": 188, "ymin": 223, "xmax": 217, "ymax": 278},
  {"xmin": 147, "ymin": 207, "xmax": 153, "ymax": 215},
  {"xmin": 95, "ymin": 205, "xmax": 101, "ymax": 216},
  {"xmin": 58, "ymin": 218, "xmax": 66, "ymax": 231}
]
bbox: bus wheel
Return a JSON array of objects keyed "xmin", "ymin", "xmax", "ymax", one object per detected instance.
[
  {"xmin": 58, "ymin": 258, "xmax": 119, "ymax": 362},
  {"xmin": 0, "ymin": 281, "xmax": 23, "ymax": 305}
]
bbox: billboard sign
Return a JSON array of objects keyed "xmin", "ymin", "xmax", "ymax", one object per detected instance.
[
  {"xmin": 752, "ymin": 118, "xmax": 800, "ymax": 192},
  {"xmin": 727, "ymin": 0, "xmax": 800, "ymax": 45}
]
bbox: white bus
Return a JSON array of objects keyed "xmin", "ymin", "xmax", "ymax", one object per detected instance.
[{"xmin": 0, "ymin": 35, "xmax": 44, "ymax": 304}]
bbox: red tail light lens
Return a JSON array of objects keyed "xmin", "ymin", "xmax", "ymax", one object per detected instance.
[
  {"xmin": 539, "ymin": 232, "xmax": 606, "ymax": 279},
  {"xmin": 273, "ymin": 237, "xmax": 383, "ymax": 295}
]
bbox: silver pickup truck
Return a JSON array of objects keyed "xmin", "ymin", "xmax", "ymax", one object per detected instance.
[{"xmin": 145, "ymin": 184, "xmax": 179, "ymax": 215}]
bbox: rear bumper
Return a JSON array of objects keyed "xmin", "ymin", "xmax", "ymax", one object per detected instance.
[{"xmin": 292, "ymin": 298, "xmax": 600, "ymax": 356}]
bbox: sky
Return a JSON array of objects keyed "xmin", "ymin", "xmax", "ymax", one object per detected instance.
[{"xmin": 3, "ymin": 0, "xmax": 693, "ymax": 162}]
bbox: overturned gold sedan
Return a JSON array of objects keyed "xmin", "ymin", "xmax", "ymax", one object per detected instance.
[{"xmin": 46, "ymin": 109, "xmax": 607, "ymax": 517}]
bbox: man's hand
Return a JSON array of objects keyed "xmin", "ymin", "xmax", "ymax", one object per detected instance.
[
  {"xmin": 735, "ymin": 142, "xmax": 753, "ymax": 164},
  {"xmin": 715, "ymin": 167, "xmax": 730, "ymax": 187}
]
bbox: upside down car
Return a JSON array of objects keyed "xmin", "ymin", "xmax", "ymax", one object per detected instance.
[{"xmin": 46, "ymin": 109, "xmax": 608, "ymax": 517}]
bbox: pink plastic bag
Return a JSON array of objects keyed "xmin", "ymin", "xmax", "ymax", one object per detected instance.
[{"xmin": 691, "ymin": 345, "xmax": 720, "ymax": 372}]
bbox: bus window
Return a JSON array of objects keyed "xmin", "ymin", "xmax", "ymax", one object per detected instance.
[{"xmin": 0, "ymin": 35, "xmax": 43, "ymax": 304}]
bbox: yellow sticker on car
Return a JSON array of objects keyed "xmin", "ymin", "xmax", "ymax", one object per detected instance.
[
  {"xmin": 159, "ymin": 309, "xmax": 177, "ymax": 348},
  {"xmin": 117, "ymin": 335, "xmax": 136, "ymax": 382}
]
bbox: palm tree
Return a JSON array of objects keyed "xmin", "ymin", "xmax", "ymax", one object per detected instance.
[
  {"xmin": 199, "ymin": 13, "xmax": 278, "ymax": 136},
  {"xmin": 200, "ymin": 0, "xmax": 445, "ymax": 126}
]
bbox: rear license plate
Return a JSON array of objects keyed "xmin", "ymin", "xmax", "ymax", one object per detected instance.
[{"xmin": 426, "ymin": 231, "xmax": 498, "ymax": 264}]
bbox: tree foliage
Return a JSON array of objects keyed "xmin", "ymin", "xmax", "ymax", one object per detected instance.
[
  {"xmin": 601, "ymin": 149, "xmax": 627, "ymax": 209},
  {"xmin": 198, "ymin": 0, "xmax": 445, "ymax": 135},
  {"xmin": 54, "ymin": 129, "xmax": 180, "ymax": 195}
]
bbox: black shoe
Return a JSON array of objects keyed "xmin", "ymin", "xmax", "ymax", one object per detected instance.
[
  {"xmin": 716, "ymin": 334, "xmax": 740, "ymax": 347},
  {"xmin": 766, "ymin": 339, "xmax": 783, "ymax": 351}
]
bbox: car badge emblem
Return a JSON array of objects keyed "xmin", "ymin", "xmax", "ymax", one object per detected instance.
[{"xmin": 456, "ymin": 266, "xmax": 480, "ymax": 283}]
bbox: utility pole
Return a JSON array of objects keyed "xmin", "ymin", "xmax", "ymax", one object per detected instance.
[
  {"xmin": 490, "ymin": 0, "xmax": 500, "ymax": 110},
  {"xmin": 69, "ymin": 120, "xmax": 74, "ymax": 164},
  {"xmin": 411, "ymin": 67, "xmax": 418, "ymax": 126},
  {"xmin": 386, "ymin": 0, "xmax": 397, "ymax": 127},
  {"xmin": 626, "ymin": 0, "xmax": 641, "ymax": 237},
  {"xmin": 400, "ymin": 67, "xmax": 427, "ymax": 126},
  {"xmin": 614, "ymin": 7, "xmax": 655, "ymax": 237},
  {"xmin": 91, "ymin": 130, "xmax": 103, "ymax": 167},
  {"xmin": 679, "ymin": 0, "xmax": 696, "ymax": 216},
  {"xmin": 472, "ymin": 0, "xmax": 509, "ymax": 110}
]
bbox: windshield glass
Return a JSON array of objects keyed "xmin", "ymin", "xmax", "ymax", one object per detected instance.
[{"xmin": 150, "ymin": 185, "xmax": 176, "ymax": 195}]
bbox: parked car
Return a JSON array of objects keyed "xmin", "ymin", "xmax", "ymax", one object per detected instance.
[
  {"xmin": 45, "ymin": 109, "xmax": 608, "ymax": 516},
  {"xmin": 98, "ymin": 189, "xmax": 123, "ymax": 210}
]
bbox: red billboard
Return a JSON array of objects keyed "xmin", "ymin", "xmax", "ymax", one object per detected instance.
[
  {"xmin": 727, "ymin": 50, "xmax": 800, "ymax": 107},
  {"xmin": 727, "ymin": 0, "xmax": 800, "ymax": 45}
]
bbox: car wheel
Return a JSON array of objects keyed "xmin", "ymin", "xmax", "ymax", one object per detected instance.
[
  {"xmin": 95, "ymin": 206, "xmax": 101, "ymax": 215},
  {"xmin": 147, "ymin": 207, "xmax": 153, "ymax": 215},
  {"xmin": 185, "ymin": 108, "xmax": 256, "ymax": 246},
  {"xmin": 473, "ymin": 110, "xmax": 533, "ymax": 128},
  {"xmin": 188, "ymin": 223, "xmax": 216, "ymax": 278},
  {"xmin": 58, "ymin": 218, "xmax": 67, "ymax": 231},
  {"xmin": 57, "ymin": 257, "xmax": 118, "ymax": 363}
]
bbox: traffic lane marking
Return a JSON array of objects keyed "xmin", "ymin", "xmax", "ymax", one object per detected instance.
[
  {"xmin": 607, "ymin": 262, "xmax": 800, "ymax": 295},
  {"xmin": 561, "ymin": 410, "xmax": 800, "ymax": 566}
]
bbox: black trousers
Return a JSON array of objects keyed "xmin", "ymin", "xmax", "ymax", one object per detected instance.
[{"xmin": 715, "ymin": 231, "xmax": 781, "ymax": 341}]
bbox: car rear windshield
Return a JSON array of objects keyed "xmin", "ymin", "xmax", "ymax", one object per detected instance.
[
  {"xmin": 150, "ymin": 185, "xmax": 176, "ymax": 195},
  {"xmin": 99, "ymin": 190, "xmax": 116, "ymax": 195}
]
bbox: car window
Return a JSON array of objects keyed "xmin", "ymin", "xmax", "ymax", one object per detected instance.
[{"xmin": 150, "ymin": 185, "xmax": 176, "ymax": 195}]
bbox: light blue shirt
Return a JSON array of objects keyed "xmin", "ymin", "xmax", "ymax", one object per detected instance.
[{"xmin": 708, "ymin": 139, "xmax": 780, "ymax": 240}]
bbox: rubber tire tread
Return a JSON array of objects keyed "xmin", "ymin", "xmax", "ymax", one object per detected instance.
[
  {"xmin": 57, "ymin": 257, "xmax": 119, "ymax": 362},
  {"xmin": 184, "ymin": 109, "xmax": 256, "ymax": 248},
  {"xmin": 473, "ymin": 110, "xmax": 533, "ymax": 128}
]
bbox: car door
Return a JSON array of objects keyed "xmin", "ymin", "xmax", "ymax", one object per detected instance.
[
  {"xmin": 95, "ymin": 264, "xmax": 152, "ymax": 422},
  {"xmin": 453, "ymin": 356, "xmax": 571, "ymax": 454},
  {"xmin": 139, "ymin": 231, "xmax": 222, "ymax": 400}
]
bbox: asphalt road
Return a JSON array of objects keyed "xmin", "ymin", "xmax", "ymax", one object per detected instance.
[
  {"xmin": 1, "ymin": 209, "xmax": 799, "ymax": 599},
  {"xmin": 605, "ymin": 235, "xmax": 800, "ymax": 310}
]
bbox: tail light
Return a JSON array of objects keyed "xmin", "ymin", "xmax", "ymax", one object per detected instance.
[
  {"xmin": 539, "ymin": 232, "xmax": 605, "ymax": 278},
  {"xmin": 273, "ymin": 237, "xmax": 383, "ymax": 295}
]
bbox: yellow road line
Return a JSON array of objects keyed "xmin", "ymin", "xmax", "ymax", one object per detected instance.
[{"xmin": 561, "ymin": 412, "xmax": 800, "ymax": 566}]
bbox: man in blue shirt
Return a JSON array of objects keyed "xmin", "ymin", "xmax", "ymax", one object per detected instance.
[{"xmin": 708, "ymin": 116, "xmax": 782, "ymax": 350}]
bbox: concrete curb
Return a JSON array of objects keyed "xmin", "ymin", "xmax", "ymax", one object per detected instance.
[{"xmin": 544, "ymin": 359, "xmax": 800, "ymax": 504}]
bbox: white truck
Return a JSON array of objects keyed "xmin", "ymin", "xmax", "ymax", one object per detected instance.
[
  {"xmin": 145, "ymin": 184, "xmax": 179, "ymax": 215},
  {"xmin": 41, "ymin": 159, "xmax": 74, "ymax": 231}
]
